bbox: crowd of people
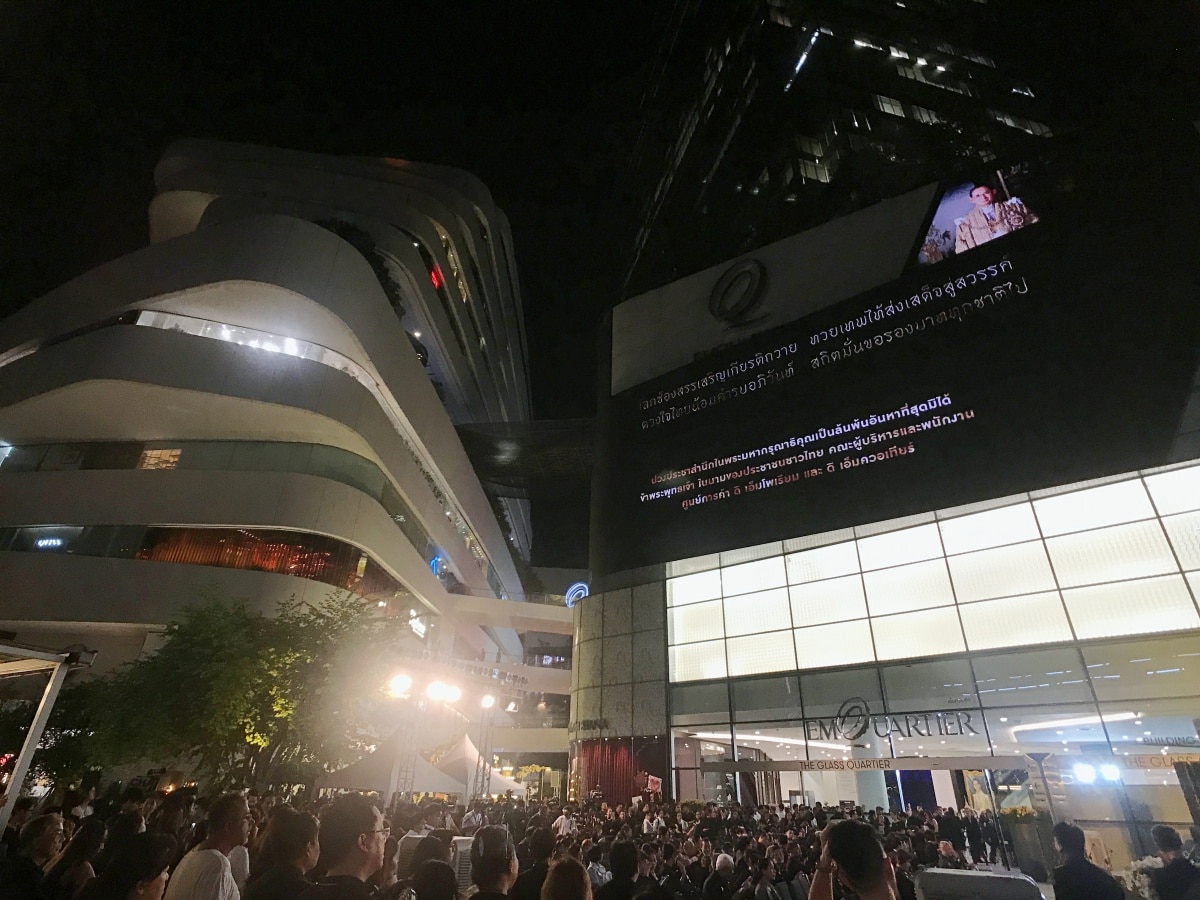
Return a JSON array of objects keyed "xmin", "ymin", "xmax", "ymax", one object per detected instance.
[{"xmin": 2, "ymin": 787, "xmax": 1199, "ymax": 900}]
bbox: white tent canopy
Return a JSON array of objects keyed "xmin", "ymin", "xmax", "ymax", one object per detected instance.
[
  {"xmin": 434, "ymin": 734, "xmax": 527, "ymax": 797},
  {"xmin": 317, "ymin": 740, "xmax": 467, "ymax": 795}
]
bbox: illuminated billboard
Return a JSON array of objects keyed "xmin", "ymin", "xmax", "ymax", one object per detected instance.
[{"xmin": 593, "ymin": 154, "xmax": 1200, "ymax": 577}]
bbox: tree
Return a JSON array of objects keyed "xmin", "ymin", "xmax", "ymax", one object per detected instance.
[{"xmin": 81, "ymin": 585, "xmax": 415, "ymax": 789}]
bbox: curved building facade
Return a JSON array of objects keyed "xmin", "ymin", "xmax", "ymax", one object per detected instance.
[{"xmin": 0, "ymin": 145, "xmax": 569, "ymax": 686}]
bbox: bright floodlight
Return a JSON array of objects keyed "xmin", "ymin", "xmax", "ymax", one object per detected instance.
[
  {"xmin": 427, "ymin": 681, "xmax": 462, "ymax": 702},
  {"xmin": 482, "ymin": 694, "xmax": 496, "ymax": 709},
  {"xmin": 387, "ymin": 673, "xmax": 413, "ymax": 698},
  {"xmin": 1072, "ymin": 763, "xmax": 1097, "ymax": 785},
  {"xmin": 1100, "ymin": 764, "xmax": 1121, "ymax": 782},
  {"xmin": 445, "ymin": 685, "xmax": 462, "ymax": 702}
]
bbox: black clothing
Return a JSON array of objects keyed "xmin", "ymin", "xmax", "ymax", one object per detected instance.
[
  {"xmin": 245, "ymin": 865, "xmax": 311, "ymax": 900},
  {"xmin": 0, "ymin": 853, "xmax": 46, "ymax": 900},
  {"xmin": 596, "ymin": 878, "xmax": 639, "ymax": 900},
  {"xmin": 1153, "ymin": 858, "xmax": 1200, "ymax": 900},
  {"xmin": 298, "ymin": 874, "xmax": 377, "ymax": 900},
  {"xmin": 895, "ymin": 870, "xmax": 917, "ymax": 900},
  {"xmin": 510, "ymin": 860, "xmax": 549, "ymax": 900},
  {"xmin": 701, "ymin": 871, "xmax": 735, "ymax": 900},
  {"xmin": 1052, "ymin": 857, "xmax": 1124, "ymax": 900}
]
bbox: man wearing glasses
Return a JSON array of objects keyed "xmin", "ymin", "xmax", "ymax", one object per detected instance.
[{"xmin": 300, "ymin": 794, "xmax": 389, "ymax": 900}]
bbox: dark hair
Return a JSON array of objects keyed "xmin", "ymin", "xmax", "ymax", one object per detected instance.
[
  {"xmin": 207, "ymin": 793, "xmax": 248, "ymax": 832},
  {"xmin": 542, "ymin": 857, "xmax": 590, "ymax": 900},
  {"xmin": 470, "ymin": 825, "xmax": 516, "ymax": 887},
  {"xmin": 586, "ymin": 844, "xmax": 603, "ymax": 864},
  {"xmin": 530, "ymin": 826, "xmax": 557, "ymax": 861},
  {"xmin": 318, "ymin": 794, "xmax": 380, "ymax": 870},
  {"xmin": 413, "ymin": 834, "xmax": 451, "ymax": 867},
  {"xmin": 608, "ymin": 841, "xmax": 639, "ymax": 884},
  {"xmin": 413, "ymin": 859, "xmax": 459, "ymax": 900},
  {"xmin": 79, "ymin": 832, "xmax": 178, "ymax": 900},
  {"xmin": 19, "ymin": 813, "xmax": 63, "ymax": 851},
  {"xmin": 1152, "ymin": 824, "xmax": 1184, "ymax": 853},
  {"xmin": 94, "ymin": 811, "xmax": 145, "ymax": 874},
  {"xmin": 1053, "ymin": 822, "xmax": 1086, "ymax": 857},
  {"xmin": 970, "ymin": 182, "xmax": 995, "ymax": 194},
  {"xmin": 120, "ymin": 786, "xmax": 146, "ymax": 805},
  {"xmin": 826, "ymin": 820, "xmax": 886, "ymax": 891},
  {"xmin": 45, "ymin": 817, "xmax": 107, "ymax": 889},
  {"xmin": 255, "ymin": 808, "xmax": 319, "ymax": 872}
]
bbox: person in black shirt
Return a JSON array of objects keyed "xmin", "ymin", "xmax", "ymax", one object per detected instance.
[
  {"xmin": 1152, "ymin": 825, "xmax": 1200, "ymax": 900},
  {"xmin": 511, "ymin": 828, "xmax": 555, "ymax": 900},
  {"xmin": 469, "ymin": 826, "xmax": 520, "ymax": 900},
  {"xmin": 1050, "ymin": 822, "xmax": 1123, "ymax": 900},
  {"xmin": 244, "ymin": 809, "xmax": 320, "ymax": 900},
  {"xmin": 299, "ymin": 795, "xmax": 387, "ymax": 900}
]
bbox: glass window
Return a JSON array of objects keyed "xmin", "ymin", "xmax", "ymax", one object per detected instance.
[
  {"xmin": 175, "ymin": 441, "xmax": 234, "ymax": 470},
  {"xmin": 726, "ymin": 631, "xmax": 797, "ymax": 677},
  {"xmin": 1063, "ymin": 574, "xmax": 1200, "ymax": 640},
  {"xmin": 667, "ymin": 553, "xmax": 721, "ymax": 578},
  {"xmin": 40, "ymin": 444, "xmax": 86, "ymax": 471},
  {"xmin": 790, "ymin": 575, "xmax": 867, "ymax": 627},
  {"xmin": 0, "ymin": 445, "xmax": 47, "ymax": 472},
  {"xmin": 670, "ymin": 682, "xmax": 729, "ymax": 724},
  {"xmin": 723, "ymin": 587, "xmax": 791, "ymax": 637},
  {"xmin": 107, "ymin": 525, "xmax": 148, "ymax": 558},
  {"xmin": 799, "ymin": 666, "xmax": 883, "ymax": 719},
  {"xmin": 11, "ymin": 525, "xmax": 86, "ymax": 553},
  {"xmin": 1046, "ymin": 520, "xmax": 1178, "ymax": 588},
  {"xmin": 959, "ymin": 592, "xmax": 1073, "ymax": 651},
  {"xmin": 720, "ymin": 542, "xmax": 782, "ymax": 567},
  {"xmin": 794, "ymin": 620, "xmax": 875, "ymax": 671},
  {"xmin": 732, "ymin": 674, "xmax": 801, "ymax": 723},
  {"xmin": 84, "ymin": 443, "xmax": 144, "ymax": 469},
  {"xmin": 881, "ymin": 658, "xmax": 978, "ymax": 713},
  {"xmin": 668, "ymin": 599, "xmax": 725, "ymax": 645},
  {"xmin": 721, "ymin": 556, "xmax": 787, "ymax": 597},
  {"xmin": 1144, "ymin": 464, "xmax": 1200, "ymax": 515},
  {"xmin": 1082, "ymin": 635, "xmax": 1200, "ymax": 701},
  {"xmin": 785, "ymin": 541, "xmax": 858, "ymax": 583},
  {"xmin": 857, "ymin": 524, "xmax": 942, "ymax": 570},
  {"xmin": 971, "ymin": 646, "xmax": 1093, "ymax": 707},
  {"xmin": 0, "ymin": 527, "xmax": 15, "ymax": 551},
  {"xmin": 863, "ymin": 559, "xmax": 954, "ymax": 616},
  {"xmin": 670, "ymin": 641, "xmax": 728, "ymax": 682},
  {"xmin": 1033, "ymin": 479, "xmax": 1155, "ymax": 536},
  {"xmin": 947, "ymin": 540, "xmax": 1056, "ymax": 602},
  {"xmin": 667, "ymin": 569, "xmax": 723, "ymax": 607},
  {"xmin": 871, "ymin": 607, "xmax": 965, "ymax": 660},
  {"xmin": 986, "ymin": 702, "xmax": 1104, "ymax": 756},
  {"xmin": 939, "ymin": 502, "xmax": 1040, "ymax": 554},
  {"xmin": 137, "ymin": 448, "xmax": 181, "ymax": 470}
]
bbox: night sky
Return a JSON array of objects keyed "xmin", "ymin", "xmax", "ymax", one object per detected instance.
[{"xmin": 0, "ymin": 0, "xmax": 1196, "ymax": 424}]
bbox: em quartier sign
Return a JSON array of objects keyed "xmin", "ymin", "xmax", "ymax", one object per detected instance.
[{"xmin": 803, "ymin": 697, "xmax": 979, "ymax": 743}]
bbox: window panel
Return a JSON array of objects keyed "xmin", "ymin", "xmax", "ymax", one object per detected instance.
[
  {"xmin": 863, "ymin": 559, "xmax": 955, "ymax": 616},
  {"xmin": 670, "ymin": 640, "xmax": 728, "ymax": 682},
  {"xmin": 1033, "ymin": 479, "xmax": 1155, "ymax": 536},
  {"xmin": 959, "ymin": 592, "xmax": 1072, "ymax": 651},
  {"xmin": 871, "ymin": 607, "xmax": 965, "ymax": 661},
  {"xmin": 667, "ymin": 569, "xmax": 723, "ymax": 607},
  {"xmin": 1144, "ymin": 465, "xmax": 1200, "ymax": 516},
  {"xmin": 857, "ymin": 524, "xmax": 942, "ymax": 570},
  {"xmin": 726, "ymin": 631, "xmax": 797, "ymax": 677},
  {"xmin": 1063, "ymin": 575, "xmax": 1200, "ymax": 640},
  {"xmin": 947, "ymin": 540, "xmax": 1057, "ymax": 602},
  {"xmin": 666, "ymin": 554, "xmax": 721, "ymax": 578},
  {"xmin": 732, "ymin": 675, "xmax": 801, "ymax": 722},
  {"xmin": 1161, "ymin": 511, "xmax": 1200, "ymax": 570},
  {"xmin": 722, "ymin": 556, "xmax": 787, "ymax": 597},
  {"xmin": 939, "ymin": 503, "xmax": 1040, "ymax": 555},
  {"xmin": 881, "ymin": 659, "xmax": 978, "ymax": 712},
  {"xmin": 1046, "ymin": 520, "xmax": 1178, "ymax": 588},
  {"xmin": 724, "ymin": 587, "xmax": 791, "ymax": 637},
  {"xmin": 790, "ymin": 575, "xmax": 867, "ymax": 627},
  {"xmin": 1082, "ymin": 635, "xmax": 1200, "ymax": 702},
  {"xmin": 785, "ymin": 541, "xmax": 858, "ymax": 584},
  {"xmin": 972, "ymin": 646, "xmax": 1093, "ymax": 707},
  {"xmin": 794, "ymin": 620, "xmax": 875, "ymax": 670},
  {"xmin": 671, "ymin": 682, "xmax": 730, "ymax": 723},
  {"xmin": 668, "ymin": 599, "xmax": 725, "ymax": 645}
]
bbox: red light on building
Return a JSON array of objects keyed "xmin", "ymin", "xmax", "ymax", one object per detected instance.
[{"xmin": 430, "ymin": 266, "xmax": 444, "ymax": 291}]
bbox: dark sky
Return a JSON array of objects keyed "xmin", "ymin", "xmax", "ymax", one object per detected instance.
[{"xmin": 0, "ymin": 0, "xmax": 654, "ymax": 418}]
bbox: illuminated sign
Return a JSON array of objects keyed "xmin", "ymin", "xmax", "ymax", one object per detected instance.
[
  {"xmin": 35, "ymin": 537, "xmax": 64, "ymax": 549},
  {"xmin": 564, "ymin": 582, "xmax": 590, "ymax": 608},
  {"xmin": 804, "ymin": 697, "xmax": 979, "ymax": 742}
]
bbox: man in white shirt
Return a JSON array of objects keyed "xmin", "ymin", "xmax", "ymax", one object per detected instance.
[
  {"xmin": 164, "ymin": 793, "xmax": 250, "ymax": 900},
  {"xmin": 551, "ymin": 807, "xmax": 577, "ymax": 838}
]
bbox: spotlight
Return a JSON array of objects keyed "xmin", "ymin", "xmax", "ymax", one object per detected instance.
[
  {"xmin": 482, "ymin": 694, "xmax": 496, "ymax": 709},
  {"xmin": 387, "ymin": 674, "xmax": 413, "ymax": 698},
  {"xmin": 1100, "ymin": 764, "xmax": 1121, "ymax": 782},
  {"xmin": 1072, "ymin": 763, "xmax": 1096, "ymax": 785},
  {"xmin": 427, "ymin": 681, "xmax": 462, "ymax": 702}
]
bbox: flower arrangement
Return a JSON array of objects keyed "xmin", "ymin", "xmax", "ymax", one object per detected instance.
[
  {"xmin": 998, "ymin": 806, "xmax": 1039, "ymax": 820},
  {"xmin": 1122, "ymin": 855, "xmax": 1163, "ymax": 900}
]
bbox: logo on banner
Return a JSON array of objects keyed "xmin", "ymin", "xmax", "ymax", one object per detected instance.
[{"xmin": 708, "ymin": 259, "xmax": 769, "ymax": 327}]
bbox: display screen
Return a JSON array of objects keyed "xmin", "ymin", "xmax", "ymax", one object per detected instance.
[{"xmin": 593, "ymin": 152, "xmax": 1200, "ymax": 576}]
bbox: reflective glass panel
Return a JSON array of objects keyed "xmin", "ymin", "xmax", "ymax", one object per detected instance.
[
  {"xmin": 939, "ymin": 502, "xmax": 1040, "ymax": 555},
  {"xmin": 863, "ymin": 559, "xmax": 955, "ymax": 616},
  {"xmin": 789, "ymin": 575, "xmax": 867, "ymax": 627},
  {"xmin": 1062, "ymin": 575, "xmax": 1200, "ymax": 640},
  {"xmin": 726, "ymin": 630, "xmax": 797, "ymax": 677},
  {"xmin": 871, "ymin": 607, "xmax": 965, "ymax": 660},
  {"xmin": 1033, "ymin": 479, "xmax": 1155, "ymax": 536},
  {"xmin": 857, "ymin": 523, "xmax": 943, "ymax": 570},
  {"xmin": 670, "ymin": 641, "xmax": 728, "ymax": 682},
  {"xmin": 947, "ymin": 540, "xmax": 1057, "ymax": 602},
  {"xmin": 723, "ymin": 587, "xmax": 791, "ymax": 637},
  {"xmin": 667, "ymin": 569, "xmax": 724, "ymax": 607},
  {"xmin": 785, "ymin": 541, "xmax": 859, "ymax": 584},
  {"xmin": 1046, "ymin": 520, "xmax": 1178, "ymax": 588},
  {"xmin": 721, "ymin": 556, "xmax": 787, "ymax": 597},
  {"xmin": 794, "ymin": 620, "xmax": 875, "ymax": 671},
  {"xmin": 1144, "ymin": 464, "xmax": 1200, "ymax": 516},
  {"xmin": 668, "ymin": 599, "xmax": 725, "ymax": 645},
  {"xmin": 958, "ymin": 592, "xmax": 1073, "ymax": 651}
]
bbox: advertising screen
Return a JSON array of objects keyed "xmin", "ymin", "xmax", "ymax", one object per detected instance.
[{"xmin": 593, "ymin": 153, "xmax": 1200, "ymax": 576}]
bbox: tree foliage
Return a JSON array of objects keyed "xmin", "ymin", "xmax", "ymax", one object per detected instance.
[{"xmin": 1, "ymin": 586, "xmax": 414, "ymax": 791}]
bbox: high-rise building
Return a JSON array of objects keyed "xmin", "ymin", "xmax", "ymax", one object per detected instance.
[
  {"xmin": 623, "ymin": 0, "xmax": 1054, "ymax": 297},
  {"xmin": 0, "ymin": 142, "xmax": 571, "ymax": 722}
]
